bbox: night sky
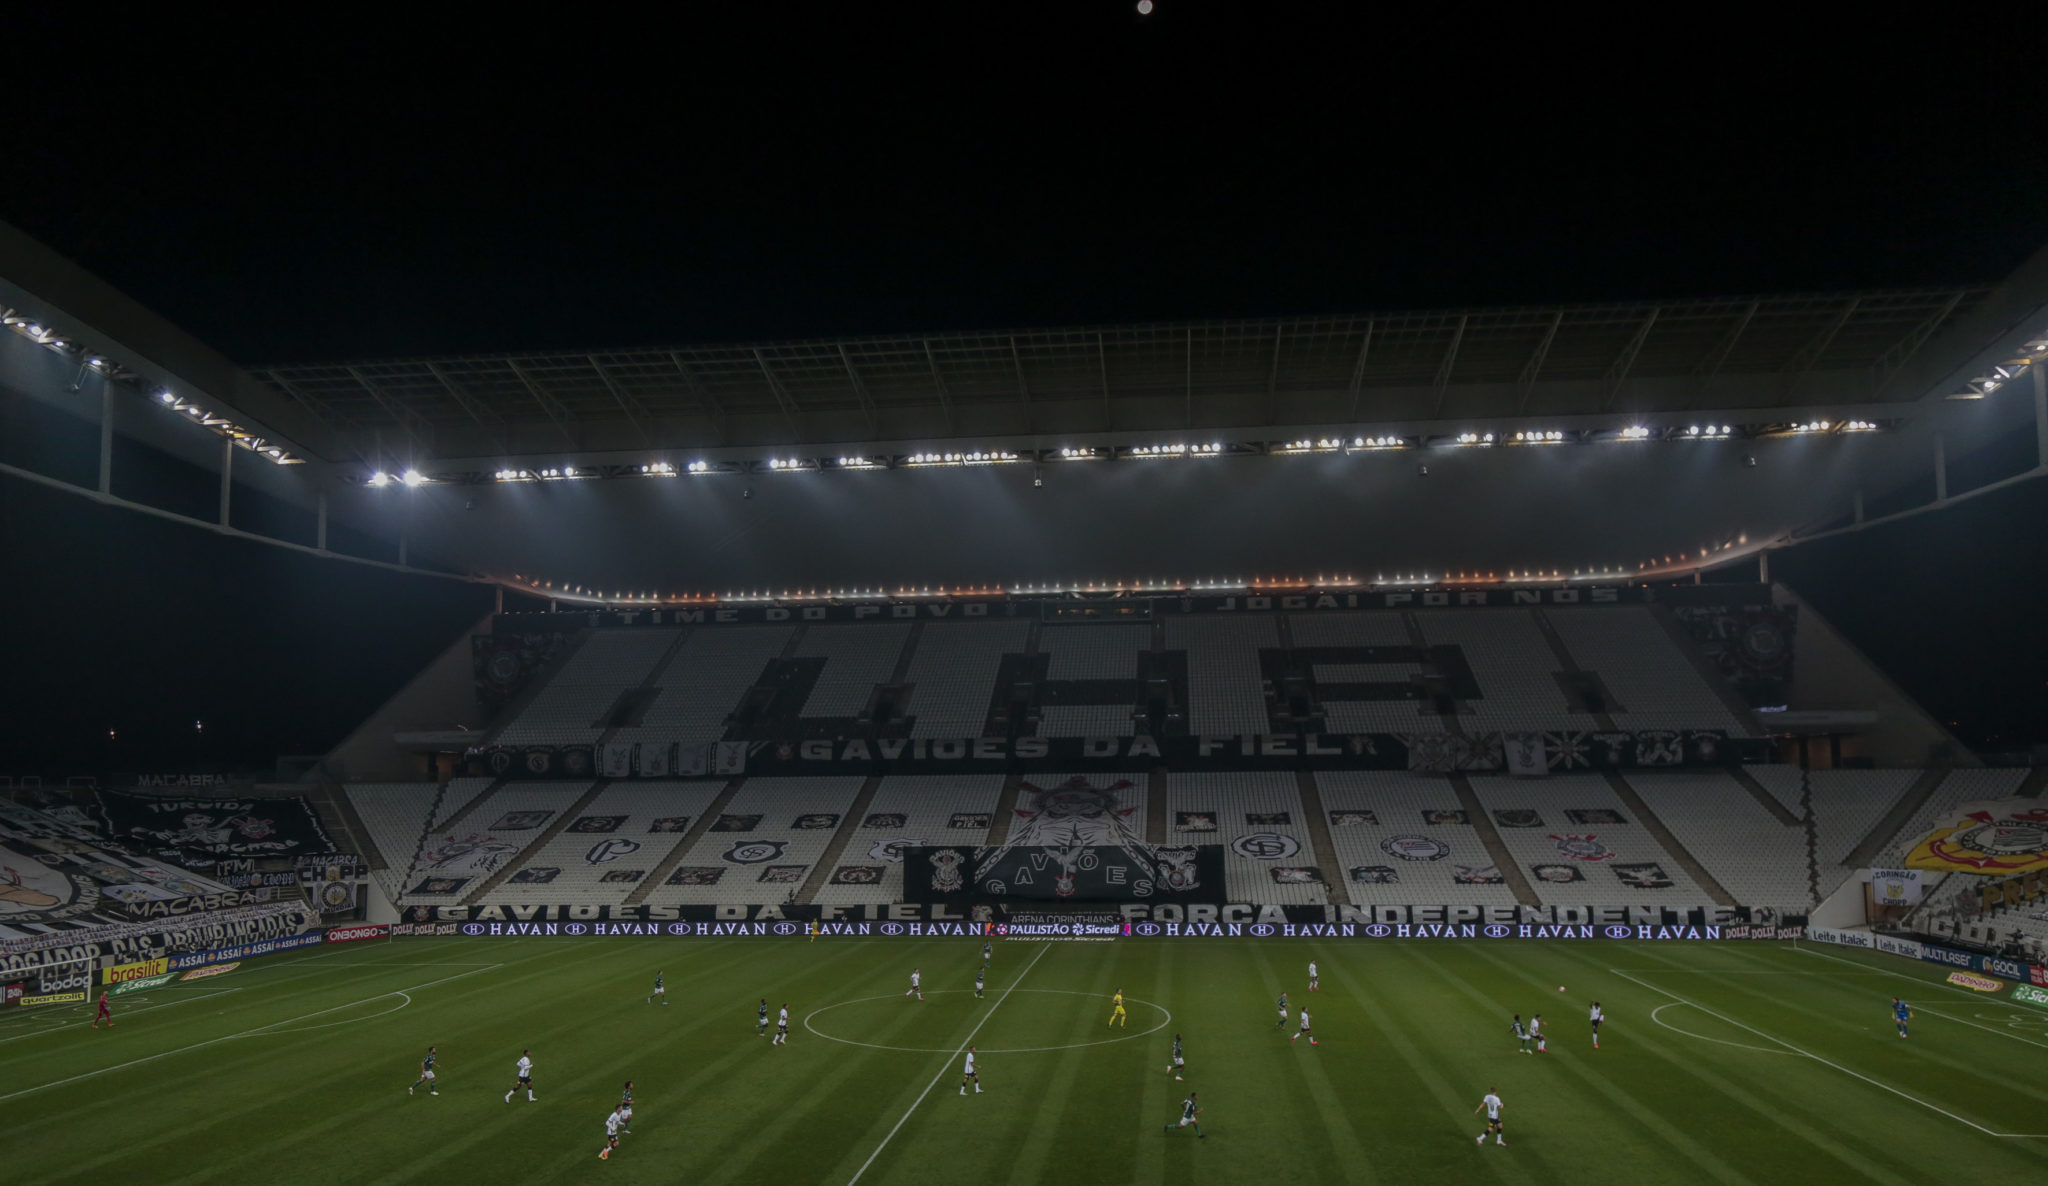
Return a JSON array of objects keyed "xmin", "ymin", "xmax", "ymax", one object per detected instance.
[{"xmin": 4, "ymin": 4, "xmax": 2046, "ymax": 769}]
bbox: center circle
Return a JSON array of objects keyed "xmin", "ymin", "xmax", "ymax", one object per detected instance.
[{"xmin": 803, "ymin": 989, "xmax": 1171, "ymax": 1054}]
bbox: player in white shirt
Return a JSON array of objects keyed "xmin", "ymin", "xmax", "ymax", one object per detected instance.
[
  {"xmin": 959, "ymin": 1046, "xmax": 981, "ymax": 1095},
  {"xmin": 1291, "ymin": 1007, "xmax": 1316, "ymax": 1046},
  {"xmin": 1308, "ymin": 960, "xmax": 1319, "ymax": 992},
  {"xmin": 1474, "ymin": 1088, "xmax": 1505, "ymax": 1146},
  {"xmin": 598, "ymin": 1108, "xmax": 625, "ymax": 1160},
  {"xmin": 906, "ymin": 968, "xmax": 923, "ymax": 1001},
  {"xmin": 1589, "ymin": 1001, "xmax": 1604, "ymax": 1049},
  {"xmin": 773, "ymin": 1004, "xmax": 790, "ymax": 1046},
  {"xmin": 504, "ymin": 1049, "xmax": 535, "ymax": 1103},
  {"xmin": 1530, "ymin": 1013, "xmax": 1545, "ymax": 1053}
]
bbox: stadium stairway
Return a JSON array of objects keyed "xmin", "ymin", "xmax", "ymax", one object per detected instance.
[
  {"xmin": 985, "ymin": 774, "xmax": 1024, "ymax": 846},
  {"xmin": 304, "ymin": 778, "xmax": 376, "ymax": 867},
  {"xmin": 794, "ymin": 774, "xmax": 886, "ymax": 904},
  {"xmin": 1295, "ymin": 770, "xmax": 1352, "ymax": 908},
  {"xmin": 1531, "ymin": 608, "xmax": 1619, "ymax": 731},
  {"xmin": 1399, "ymin": 609, "xmax": 1466, "ymax": 733},
  {"xmin": 625, "ymin": 776, "xmax": 745, "ymax": 905},
  {"xmin": 1449, "ymin": 774, "xmax": 1540, "ymax": 905},
  {"xmin": 1843, "ymin": 767, "xmax": 1951, "ymax": 869},
  {"xmin": 1648, "ymin": 602, "xmax": 1764, "ymax": 733},
  {"xmin": 458, "ymin": 780, "xmax": 609, "ymax": 905},
  {"xmin": 1728, "ymin": 767, "xmax": 1802, "ymax": 825},
  {"xmin": 1604, "ymin": 772, "xmax": 1737, "ymax": 907}
]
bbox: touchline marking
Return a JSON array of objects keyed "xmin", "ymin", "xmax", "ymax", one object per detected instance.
[
  {"xmin": 845, "ymin": 941, "xmax": 1051, "ymax": 1186},
  {"xmin": 0, "ymin": 964, "xmax": 501, "ymax": 1105},
  {"xmin": 1648, "ymin": 1002, "xmax": 1792, "ymax": 1056},
  {"xmin": 1612, "ymin": 969, "xmax": 2047, "ymax": 1139},
  {"xmin": 0, "ymin": 989, "xmax": 244, "ymax": 1048},
  {"xmin": 1784, "ymin": 944, "xmax": 2048, "ymax": 1052}
]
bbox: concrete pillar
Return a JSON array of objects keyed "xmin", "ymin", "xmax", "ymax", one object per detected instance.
[
  {"xmin": 1759, "ymin": 551, "xmax": 1769, "ymax": 583},
  {"xmin": 98, "ymin": 380, "xmax": 114, "ymax": 494},
  {"xmin": 219, "ymin": 436, "xmax": 234, "ymax": 526}
]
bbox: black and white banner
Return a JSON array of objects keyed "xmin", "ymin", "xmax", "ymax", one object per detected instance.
[
  {"xmin": 296, "ymin": 853, "xmax": 363, "ymax": 916},
  {"xmin": 95, "ymin": 792, "xmax": 336, "ymax": 861}
]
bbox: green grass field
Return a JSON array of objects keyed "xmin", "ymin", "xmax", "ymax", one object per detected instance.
[{"xmin": 5, "ymin": 934, "xmax": 2046, "ymax": 1184}]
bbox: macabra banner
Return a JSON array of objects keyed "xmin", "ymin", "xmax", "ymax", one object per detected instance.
[
  {"xmin": 1904, "ymin": 801, "xmax": 2048, "ymax": 875},
  {"xmin": 95, "ymin": 791, "xmax": 336, "ymax": 860}
]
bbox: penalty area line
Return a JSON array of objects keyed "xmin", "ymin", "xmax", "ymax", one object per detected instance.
[
  {"xmin": 0, "ymin": 964, "xmax": 500, "ymax": 1105},
  {"xmin": 1612, "ymin": 969, "xmax": 2045, "ymax": 1138},
  {"xmin": 846, "ymin": 941, "xmax": 1052, "ymax": 1186}
]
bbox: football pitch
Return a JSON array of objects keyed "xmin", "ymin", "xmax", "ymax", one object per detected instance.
[{"xmin": 5, "ymin": 934, "xmax": 2046, "ymax": 1185}]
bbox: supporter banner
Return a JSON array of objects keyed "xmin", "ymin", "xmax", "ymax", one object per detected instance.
[
  {"xmin": 1669, "ymin": 601, "xmax": 1797, "ymax": 705},
  {"xmin": 493, "ymin": 586, "xmax": 1652, "ymax": 635},
  {"xmin": 479, "ymin": 729, "xmax": 1747, "ymax": 779},
  {"xmin": 102, "ymin": 957, "xmax": 171, "ymax": 985},
  {"xmin": 94, "ymin": 791, "xmax": 336, "ymax": 860},
  {"xmin": 297, "ymin": 853, "xmax": 362, "ymax": 916},
  {"xmin": 405, "ymin": 901, "xmax": 1797, "ymax": 930},
  {"xmin": 1870, "ymin": 868, "xmax": 1923, "ymax": 906},
  {"xmin": 219, "ymin": 871, "xmax": 298, "ymax": 889},
  {"xmin": 324, "ymin": 924, "xmax": 389, "ymax": 944},
  {"xmin": 601, "ymin": 743, "xmax": 634, "ymax": 779},
  {"xmin": 21, "ymin": 990, "xmax": 87, "ymax": 1007},
  {"xmin": 1904, "ymin": 801, "xmax": 2048, "ymax": 875},
  {"xmin": 111, "ymin": 888, "xmax": 275, "ymax": 921},
  {"xmin": 168, "ymin": 931, "xmax": 325, "ymax": 971},
  {"xmin": 109, "ymin": 972, "xmax": 177, "ymax": 995},
  {"xmin": 904, "ymin": 845, "xmax": 1227, "ymax": 905}
]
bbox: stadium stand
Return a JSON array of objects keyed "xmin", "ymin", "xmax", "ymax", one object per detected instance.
[
  {"xmin": 1545, "ymin": 606, "xmax": 1756, "ymax": 734},
  {"xmin": 638, "ymin": 777, "xmax": 866, "ymax": 906},
  {"xmin": 811, "ymin": 774, "xmax": 1007, "ymax": 906},
  {"xmin": 904, "ymin": 620, "xmax": 1029, "ymax": 737},
  {"xmin": 1805, "ymin": 769, "xmax": 1921, "ymax": 889},
  {"xmin": 794, "ymin": 624, "xmax": 910, "ymax": 716},
  {"xmin": 1313, "ymin": 771, "xmax": 1520, "ymax": 906},
  {"xmin": 1041, "ymin": 623, "xmax": 1149, "ymax": 679},
  {"xmin": 404, "ymin": 781, "xmax": 594, "ymax": 898},
  {"xmin": 613, "ymin": 625, "xmax": 793, "ymax": 748},
  {"xmin": 1412, "ymin": 611, "xmax": 1579, "ymax": 731},
  {"xmin": 1285, "ymin": 611, "xmax": 1412, "ymax": 648},
  {"xmin": 344, "ymin": 782, "xmax": 440, "ymax": 902},
  {"xmin": 1623, "ymin": 771, "xmax": 1811, "ymax": 909},
  {"xmin": 478, "ymin": 781, "xmax": 727, "ymax": 905},
  {"xmin": 492, "ymin": 629, "xmax": 680, "ymax": 745},
  {"xmin": 1468, "ymin": 774, "xmax": 1711, "ymax": 905},
  {"xmin": 1164, "ymin": 615, "xmax": 1276, "ymax": 735},
  {"xmin": 1166, "ymin": 772, "xmax": 1327, "ymax": 905},
  {"xmin": 1870, "ymin": 767, "xmax": 2029, "ymax": 864},
  {"xmin": 1039, "ymin": 704, "xmax": 1138, "ymax": 736}
]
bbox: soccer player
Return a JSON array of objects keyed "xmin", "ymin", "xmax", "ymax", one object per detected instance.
[
  {"xmin": 1109, "ymin": 998, "xmax": 1128, "ymax": 1027},
  {"xmin": 1167, "ymin": 1033, "xmax": 1186, "ymax": 1080},
  {"xmin": 409, "ymin": 1046, "xmax": 439, "ymax": 1096},
  {"xmin": 647, "ymin": 971, "xmax": 666, "ymax": 1005},
  {"xmin": 598, "ymin": 1107, "xmax": 624, "ymax": 1159},
  {"xmin": 974, "ymin": 964, "xmax": 987, "ymax": 999},
  {"xmin": 959, "ymin": 1046, "xmax": 982, "ymax": 1095},
  {"xmin": 1292, "ymin": 1008, "xmax": 1315, "ymax": 1046},
  {"xmin": 504, "ymin": 1049, "xmax": 536, "ymax": 1103},
  {"xmin": 1474, "ymin": 1087, "xmax": 1505, "ymax": 1146},
  {"xmin": 808, "ymin": 919, "xmax": 820, "ymax": 942},
  {"xmin": 91, "ymin": 990, "xmax": 113, "ymax": 1029},
  {"xmin": 1276, "ymin": 991, "xmax": 1289, "ymax": 1029},
  {"xmin": 619, "ymin": 1081, "xmax": 634, "ymax": 1133},
  {"xmin": 907, "ymin": 968, "xmax": 923, "ymax": 1001},
  {"xmin": 983, "ymin": 941, "xmax": 993, "ymax": 963},
  {"xmin": 1163, "ymin": 1091, "xmax": 1204, "ymax": 1138},
  {"xmin": 1309, "ymin": 960, "xmax": 1319, "ymax": 992},
  {"xmin": 1511, "ymin": 1014, "xmax": 1532, "ymax": 1054},
  {"xmin": 1589, "ymin": 1001, "xmax": 1604, "ymax": 1049},
  {"xmin": 1530, "ymin": 1013, "xmax": 1545, "ymax": 1053},
  {"xmin": 757, "ymin": 998, "xmax": 771, "ymax": 1037},
  {"xmin": 773, "ymin": 1004, "xmax": 790, "ymax": 1046},
  {"xmin": 1893, "ymin": 997, "xmax": 1912, "ymax": 1038}
]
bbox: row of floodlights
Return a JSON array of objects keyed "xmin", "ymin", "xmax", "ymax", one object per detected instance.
[
  {"xmin": 4, "ymin": 310, "xmax": 299, "ymax": 464},
  {"xmin": 1949, "ymin": 332, "xmax": 2047, "ymax": 399},
  {"xmin": 904, "ymin": 450, "xmax": 1022, "ymax": 465}
]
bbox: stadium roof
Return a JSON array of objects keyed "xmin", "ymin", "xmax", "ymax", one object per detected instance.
[{"xmin": 249, "ymin": 288, "xmax": 1991, "ymax": 465}]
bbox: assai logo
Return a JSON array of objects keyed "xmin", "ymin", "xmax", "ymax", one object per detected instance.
[
  {"xmin": 723, "ymin": 841, "xmax": 786, "ymax": 865},
  {"xmin": 1230, "ymin": 832, "xmax": 1301, "ymax": 860}
]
